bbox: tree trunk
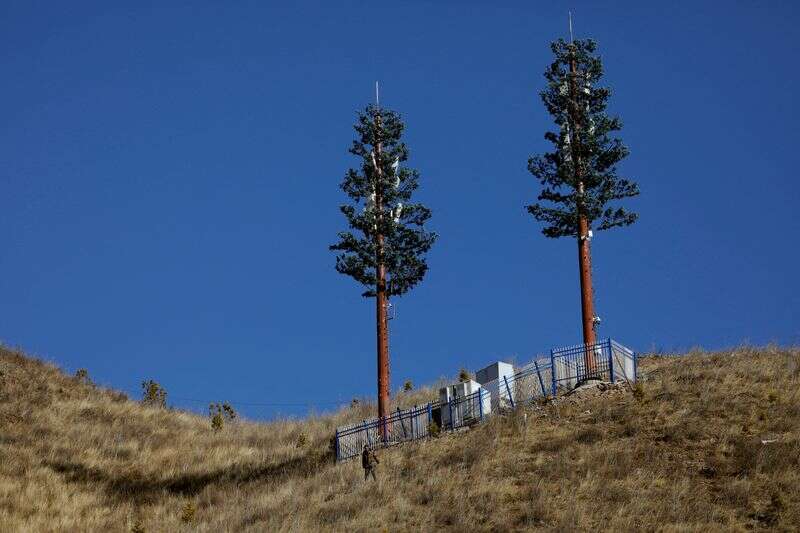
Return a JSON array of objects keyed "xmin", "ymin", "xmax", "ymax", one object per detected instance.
[
  {"xmin": 373, "ymin": 113, "xmax": 390, "ymax": 438},
  {"xmin": 569, "ymin": 53, "xmax": 598, "ymax": 376},
  {"xmin": 375, "ymin": 260, "xmax": 390, "ymax": 438},
  {"xmin": 577, "ymin": 209, "xmax": 597, "ymax": 357}
]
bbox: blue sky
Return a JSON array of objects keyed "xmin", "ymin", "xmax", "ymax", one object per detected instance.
[{"xmin": 2, "ymin": 1, "xmax": 798, "ymax": 419}]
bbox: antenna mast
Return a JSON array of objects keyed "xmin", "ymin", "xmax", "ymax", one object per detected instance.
[
  {"xmin": 568, "ymin": 11, "xmax": 574, "ymax": 43},
  {"xmin": 565, "ymin": 11, "xmax": 599, "ymax": 374}
]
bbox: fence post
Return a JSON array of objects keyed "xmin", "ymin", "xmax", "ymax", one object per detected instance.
[
  {"xmin": 533, "ymin": 360, "xmax": 546, "ymax": 399},
  {"xmin": 398, "ymin": 407, "xmax": 407, "ymax": 439},
  {"xmin": 550, "ymin": 348, "xmax": 557, "ymax": 397},
  {"xmin": 503, "ymin": 375, "xmax": 515, "ymax": 409},
  {"xmin": 411, "ymin": 406, "xmax": 415, "ymax": 439},
  {"xmin": 334, "ymin": 429, "xmax": 340, "ymax": 462},
  {"xmin": 448, "ymin": 398, "xmax": 453, "ymax": 430},
  {"xmin": 478, "ymin": 388, "xmax": 484, "ymax": 420},
  {"xmin": 363, "ymin": 420, "xmax": 371, "ymax": 448},
  {"xmin": 427, "ymin": 403, "xmax": 433, "ymax": 435},
  {"xmin": 608, "ymin": 339, "xmax": 615, "ymax": 384},
  {"xmin": 633, "ymin": 351, "xmax": 638, "ymax": 381}
]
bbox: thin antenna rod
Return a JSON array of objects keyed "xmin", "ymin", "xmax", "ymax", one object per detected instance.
[
  {"xmin": 375, "ymin": 81, "xmax": 379, "ymax": 107},
  {"xmin": 568, "ymin": 11, "xmax": 574, "ymax": 43}
]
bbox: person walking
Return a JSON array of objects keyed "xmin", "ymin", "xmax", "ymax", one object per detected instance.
[{"xmin": 361, "ymin": 444, "xmax": 379, "ymax": 481}]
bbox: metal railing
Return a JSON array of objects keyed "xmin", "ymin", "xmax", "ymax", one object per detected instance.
[
  {"xmin": 477, "ymin": 359, "xmax": 553, "ymax": 412},
  {"xmin": 549, "ymin": 338, "xmax": 637, "ymax": 395},
  {"xmin": 334, "ymin": 338, "xmax": 636, "ymax": 462},
  {"xmin": 610, "ymin": 339, "xmax": 637, "ymax": 385},
  {"xmin": 440, "ymin": 387, "xmax": 490, "ymax": 431},
  {"xmin": 336, "ymin": 404, "xmax": 433, "ymax": 461}
]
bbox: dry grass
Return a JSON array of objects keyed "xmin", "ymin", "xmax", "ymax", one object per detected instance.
[{"xmin": 0, "ymin": 345, "xmax": 798, "ymax": 532}]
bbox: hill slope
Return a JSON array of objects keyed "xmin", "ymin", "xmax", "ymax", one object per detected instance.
[{"xmin": 1, "ymin": 345, "xmax": 798, "ymax": 531}]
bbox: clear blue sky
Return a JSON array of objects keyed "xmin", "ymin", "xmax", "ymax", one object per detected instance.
[{"xmin": 2, "ymin": 1, "xmax": 798, "ymax": 419}]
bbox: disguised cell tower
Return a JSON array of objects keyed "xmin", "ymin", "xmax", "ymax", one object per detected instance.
[
  {"xmin": 527, "ymin": 15, "xmax": 640, "ymax": 371},
  {"xmin": 331, "ymin": 84, "xmax": 437, "ymax": 432}
]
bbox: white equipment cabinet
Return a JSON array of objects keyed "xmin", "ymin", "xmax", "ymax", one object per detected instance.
[{"xmin": 476, "ymin": 361, "xmax": 516, "ymax": 410}]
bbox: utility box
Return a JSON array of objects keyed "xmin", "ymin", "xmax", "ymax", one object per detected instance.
[
  {"xmin": 476, "ymin": 361, "xmax": 516, "ymax": 410},
  {"xmin": 476, "ymin": 361, "xmax": 515, "ymax": 385},
  {"xmin": 439, "ymin": 380, "xmax": 491, "ymax": 429}
]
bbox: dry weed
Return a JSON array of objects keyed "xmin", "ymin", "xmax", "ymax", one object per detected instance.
[{"xmin": 0, "ymin": 345, "xmax": 797, "ymax": 531}]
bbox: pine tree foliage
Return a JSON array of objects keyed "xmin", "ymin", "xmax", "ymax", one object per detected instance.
[
  {"xmin": 528, "ymin": 39, "xmax": 639, "ymax": 238},
  {"xmin": 331, "ymin": 105, "xmax": 436, "ymax": 297}
]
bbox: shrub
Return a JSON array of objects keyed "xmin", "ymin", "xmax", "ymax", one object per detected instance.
[
  {"xmin": 631, "ymin": 382, "xmax": 644, "ymax": 401},
  {"xmin": 210, "ymin": 411, "xmax": 223, "ymax": 432},
  {"xmin": 576, "ymin": 426, "xmax": 603, "ymax": 444},
  {"xmin": 403, "ymin": 380, "xmax": 413, "ymax": 391},
  {"xmin": 130, "ymin": 520, "xmax": 145, "ymax": 533},
  {"xmin": 328, "ymin": 435, "xmax": 337, "ymax": 458},
  {"xmin": 141, "ymin": 380, "xmax": 167, "ymax": 408},
  {"xmin": 296, "ymin": 432, "xmax": 308, "ymax": 448},
  {"xmin": 750, "ymin": 492, "xmax": 786, "ymax": 527},
  {"xmin": 209, "ymin": 402, "xmax": 237, "ymax": 432},
  {"xmin": 767, "ymin": 391, "xmax": 778, "ymax": 403},
  {"xmin": 110, "ymin": 390, "xmax": 128, "ymax": 403},
  {"xmin": 75, "ymin": 368, "xmax": 90, "ymax": 384},
  {"xmin": 180, "ymin": 502, "xmax": 196, "ymax": 524},
  {"xmin": 458, "ymin": 368, "xmax": 471, "ymax": 383},
  {"xmin": 428, "ymin": 421, "xmax": 440, "ymax": 438}
]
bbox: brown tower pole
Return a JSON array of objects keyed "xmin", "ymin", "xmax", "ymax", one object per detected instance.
[
  {"xmin": 373, "ymin": 109, "xmax": 390, "ymax": 437},
  {"xmin": 577, "ymin": 195, "xmax": 597, "ymax": 350},
  {"xmin": 568, "ymin": 49, "xmax": 598, "ymax": 374}
]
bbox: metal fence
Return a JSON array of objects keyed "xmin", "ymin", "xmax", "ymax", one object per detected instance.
[
  {"xmin": 549, "ymin": 338, "xmax": 637, "ymax": 394},
  {"xmin": 335, "ymin": 404, "xmax": 433, "ymax": 461},
  {"xmin": 610, "ymin": 339, "xmax": 637, "ymax": 385},
  {"xmin": 334, "ymin": 338, "xmax": 636, "ymax": 462},
  {"xmin": 478, "ymin": 359, "xmax": 553, "ymax": 412},
  {"xmin": 440, "ymin": 387, "xmax": 491, "ymax": 431},
  {"xmin": 550, "ymin": 340, "xmax": 612, "ymax": 392}
]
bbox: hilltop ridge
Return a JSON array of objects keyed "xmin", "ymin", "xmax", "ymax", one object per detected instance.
[{"xmin": 0, "ymin": 345, "xmax": 798, "ymax": 531}]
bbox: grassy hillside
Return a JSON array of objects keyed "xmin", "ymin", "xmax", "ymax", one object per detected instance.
[{"xmin": 1, "ymin": 345, "xmax": 798, "ymax": 532}]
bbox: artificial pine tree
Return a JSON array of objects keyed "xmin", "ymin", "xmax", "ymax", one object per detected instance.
[
  {"xmin": 527, "ymin": 38, "xmax": 639, "ymax": 365},
  {"xmin": 331, "ymin": 103, "xmax": 436, "ymax": 425}
]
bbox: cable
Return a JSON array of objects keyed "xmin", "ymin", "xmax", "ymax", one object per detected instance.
[
  {"xmin": 115, "ymin": 387, "xmax": 347, "ymax": 409},
  {"xmin": 169, "ymin": 396, "xmax": 345, "ymax": 408}
]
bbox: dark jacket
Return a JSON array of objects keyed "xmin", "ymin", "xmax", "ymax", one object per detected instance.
[{"xmin": 361, "ymin": 448, "xmax": 378, "ymax": 469}]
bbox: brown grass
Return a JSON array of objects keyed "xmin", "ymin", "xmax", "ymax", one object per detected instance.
[{"xmin": 0, "ymin": 345, "xmax": 798, "ymax": 532}]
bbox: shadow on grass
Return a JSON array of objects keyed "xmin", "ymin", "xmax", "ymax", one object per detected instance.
[{"xmin": 45, "ymin": 450, "xmax": 328, "ymax": 504}]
